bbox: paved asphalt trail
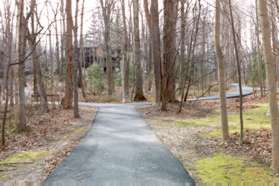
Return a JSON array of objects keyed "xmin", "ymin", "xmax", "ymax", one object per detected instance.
[
  {"xmin": 44, "ymin": 103, "xmax": 195, "ymax": 186},
  {"xmin": 192, "ymin": 83, "xmax": 253, "ymax": 101}
]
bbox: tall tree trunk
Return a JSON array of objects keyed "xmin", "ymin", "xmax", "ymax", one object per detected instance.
[
  {"xmin": 73, "ymin": 0, "xmax": 80, "ymax": 118},
  {"xmin": 29, "ymin": 0, "xmax": 48, "ymax": 113},
  {"xmin": 54, "ymin": 5, "xmax": 60, "ymax": 82},
  {"xmin": 161, "ymin": 0, "xmax": 178, "ymax": 110},
  {"xmin": 258, "ymin": 0, "xmax": 279, "ymax": 172},
  {"xmin": 16, "ymin": 0, "xmax": 27, "ymax": 132},
  {"xmin": 63, "ymin": 0, "xmax": 74, "ymax": 109},
  {"xmin": 60, "ymin": 0, "xmax": 66, "ymax": 80},
  {"xmin": 215, "ymin": 0, "xmax": 229, "ymax": 141},
  {"xmin": 2, "ymin": 1, "xmax": 13, "ymax": 145},
  {"xmin": 144, "ymin": 0, "xmax": 162, "ymax": 103},
  {"xmin": 255, "ymin": 0, "xmax": 264, "ymax": 97},
  {"xmin": 133, "ymin": 0, "xmax": 146, "ymax": 101},
  {"xmin": 79, "ymin": 0, "xmax": 86, "ymax": 98},
  {"xmin": 121, "ymin": 0, "xmax": 129, "ymax": 103},
  {"xmin": 100, "ymin": 0, "xmax": 114, "ymax": 96},
  {"xmin": 179, "ymin": 0, "xmax": 186, "ymax": 93}
]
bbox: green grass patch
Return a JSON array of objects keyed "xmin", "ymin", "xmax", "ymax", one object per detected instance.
[
  {"xmin": 177, "ymin": 104, "xmax": 270, "ymax": 138},
  {"xmin": 176, "ymin": 111, "xmax": 219, "ymax": 127},
  {"xmin": 0, "ymin": 150, "xmax": 50, "ymax": 165},
  {"xmin": 195, "ymin": 153, "xmax": 278, "ymax": 185}
]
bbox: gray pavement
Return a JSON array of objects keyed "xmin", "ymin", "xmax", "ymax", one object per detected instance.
[
  {"xmin": 44, "ymin": 103, "xmax": 195, "ymax": 186},
  {"xmin": 191, "ymin": 83, "xmax": 253, "ymax": 101}
]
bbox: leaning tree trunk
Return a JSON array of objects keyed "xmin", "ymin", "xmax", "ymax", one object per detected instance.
[
  {"xmin": 215, "ymin": 0, "xmax": 229, "ymax": 141},
  {"xmin": 133, "ymin": 0, "xmax": 146, "ymax": 101},
  {"xmin": 258, "ymin": 0, "xmax": 279, "ymax": 172}
]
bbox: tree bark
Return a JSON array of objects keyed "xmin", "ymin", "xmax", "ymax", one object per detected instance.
[
  {"xmin": 63, "ymin": 0, "xmax": 74, "ymax": 109},
  {"xmin": 16, "ymin": 0, "xmax": 27, "ymax": 132},
  {"xmin": 133, "ymin": 0, "xmax": 146, "ymax": 101},
  {"xmin": 30, "ymin": 0, "xmax": 48, "ymax": 113},
  {"xmin": 121, "ymin": 0, "xmax": 129, "ymax": 103},
  {"xmin": 79, "ymin": 0, "xmax": 86, "ymax": 98},
  {"xmin": 215, "ymin": 0, "xmax": 229, "ymax": 141},
  {"xmin": 258, "ymin": 0, "xmax": 279, "ymax": 172},
  {"xmin": 73, "ymin": 0, "xmax": 80, "ymax": 118},
  {"xmin": 228, "ymin": 0, "xmax": 244, "ymax": 144},
  {"xmin": 161, "ymin": 0, "xmax": 178, "ymax": 110},
  {"xmin": 144, "ymin": 0, "xmax": 162, "ymax": 103},
  {"xmin": 100, "ymin": 0, "xmax": 114, "ymax": 96}
]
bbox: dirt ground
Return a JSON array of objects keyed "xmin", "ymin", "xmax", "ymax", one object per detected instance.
[{"xmin": 0, "ymin": 105, "xmax": 96, "ymax": 185}]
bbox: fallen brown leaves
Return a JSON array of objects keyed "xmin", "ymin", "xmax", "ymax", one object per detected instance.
[
  {"xmin": 223, "ymin": 129, "xmax": 272, "ymax": 165},
  {"xmin": 0, "ymin": 105, "xmax": 96, "ymax": 183}
]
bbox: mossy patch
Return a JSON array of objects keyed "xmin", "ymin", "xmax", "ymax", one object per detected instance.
[
  {"xmin": 195, "ymin": 153, "xmax": 277, "ymax": 185},
  {"xmin": 0, "ymin": 150, "xmax": 50, "ymax": 165}
]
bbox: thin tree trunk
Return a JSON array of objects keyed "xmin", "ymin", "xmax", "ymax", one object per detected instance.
[
  {"xmin": 73, "ymin": 0, "xmax": 80, "ymax": 118},
  {"xmin": 179, "ymin": 0, "xmax": 186, "ymax": 93},
  {"xmin": 60, "ymin": 0, "xmax": 66, "ymax": 80},
  {"xmin": 30, "ymin": 0, "xmax": 48, "ymax": 113},
  {"xmin": 79, "ymin": 0, "xmax": 86, "ymax": 98},
  {"xmin": 255, "ymin": 0, "xmax": 264, "ymax": 97},
  {"xmin": 121, "ymin": 0, "xmax": 129, "ymax": 103},
  {"xmin": 228, "ymin": 0, "xmax": 244, "ymax": 144}
]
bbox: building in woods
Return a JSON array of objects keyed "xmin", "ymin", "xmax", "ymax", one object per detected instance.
[{"xmin": 81, "ymin": 44, "xmax": 121, "ymax": 72}]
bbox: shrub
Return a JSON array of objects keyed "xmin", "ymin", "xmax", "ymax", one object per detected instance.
[{"xmin": 87, "ymin": 64, "xmax": 104, "ymax": 94}]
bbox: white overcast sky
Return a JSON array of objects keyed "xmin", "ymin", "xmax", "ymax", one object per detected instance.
[{"xmin": 0, "ymin": 0, "xmax": 254, "ymax": 46}]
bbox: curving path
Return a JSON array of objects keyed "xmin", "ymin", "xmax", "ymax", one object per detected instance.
[
  {"xmin": 193, "ymin": 83, "xmax": 253, "ymax": 101},
  {"xmin": 44, "ymin": 103, "xmax": 195, "ymax": 186}
]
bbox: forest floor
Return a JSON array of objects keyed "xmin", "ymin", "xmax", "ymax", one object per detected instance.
[
  {"xmin": 138, "ymin": 95, "xmax": 279, "ymax": 185},
  {"xmin": 0, "ymin": 104, "xmax": 96, "ymax": 185}
]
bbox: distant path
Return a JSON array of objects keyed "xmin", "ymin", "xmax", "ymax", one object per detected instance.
[
  {"xmin": 193, "ymin": 83, "xmax": 253, "ymax": 101},
  {"xmin": 44, "ymin": 103, "xmax": 195, "ymax": 186}
]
